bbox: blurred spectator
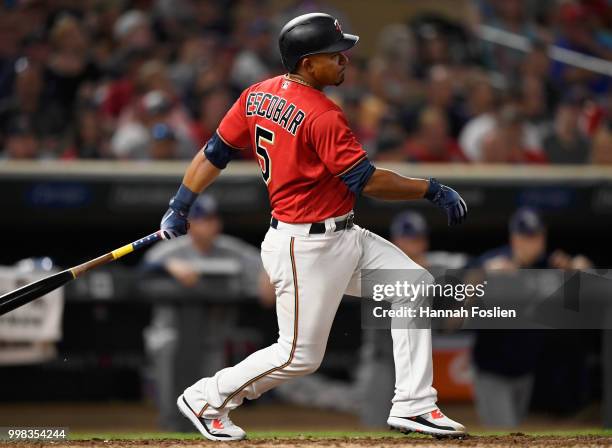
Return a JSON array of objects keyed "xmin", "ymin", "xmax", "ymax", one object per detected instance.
[
  {"xmin": 330, "ymin": 89, "xmax": 383, "ymax": 154},
  {"xmin": 135, "ymin": 59, "xmax": 177, "ymax": 100},
  {"xmin": 45, "ymin": 14, "xmax": 100, "ymax": 129},
  {"xmin": 19, "ymin": 30, "xmax": 50, "ymax": 69},
  {"xmin": 368, "ymin": 24, "xmax": 421, "ymax": 107},
  {"xmin": 113, "ymin": 9, "xmax": 155, "ymax": 52},
  {"xmin": 185, "ymin": 58, "xmax": 236, "ymax": 118},
  {"xmin": 149, "ymin": 123, "xmax": 179, "ymax": 160},
  {"xmin": 400, "ymin": 65, "xmax": 468, "ymax": 139},
  {"xmin": 331, "ymin": 57, "xmax": 384, "ymax": 151},
  {"xmin": 111, "ymin": 89, "xmax": 195, "ymax": 159},
  {"xmin": 0, "ymin": 0, "xmax": 607, "ymax": 162},
  {"xmin": 459, "ymin": 71, "xmax": 501, "ymax": 160},
  {"xmin": 518, "ymin": 75, "xmax": 550, "ymax": 151},
  {"xmin": 591, "ymin": 121, "xmax": 612, "ymax": 164},
  {"xmin": 230, "ymin": 19, "xmax": 277, "ymax": 90},
  {"xmin": 168, "ymin": 36, "xmax": 215, "ymax": 98},
  {"xmin": 401, "ymin": 107, "xmax": 466, "ymax": 162},
  {"xmin": 0, "ymin": 57, "xmax": 63, "ymax": 145},
  {"xmin": 190, "ymin": 87, "xmax": 234, "ymax": 148},
  {"xmin": 62, "ymin": 101, "xmax": 110, "ymax": 159},
  {"xmin": 550, "ymin": 2, "xmax": 612, "ymax": 96},
  {"xmin": 477, "ymin": 207, "xmax": 591, "ymax": 271},
  {"xmin": 0, "ymin": 9, "xmax": 27, "ymax": 101},
  {"xmin": 520, "ymin": 42, "xmax": 559, "ymax": 113},
  {"xmin": 391, "ymin": 211, "xmax": 469, "ymax": 269},
  {"xmin": 543, "ymin": 96, "xmax": 591, "ymax": 164},
  {"xmin": 101, "ymin": 48, "xmax": 149, "ymax": 120},
  {"xmin": 480, "ymin": 104, "xmax": 546, "ymax": 163},
  {"xmin": 465, "ymin": 70, "xmax": 499, "ymax": 119},
  {"xmin": 142, "ymin": 195, "xmax": 274, "ymax": 430},
  {"xmin": 2, "ymin": 119, "xmax": 39, "ymax": 159},
  {"xmin": 478, "ymin": 0, "xmax": 539, "ymax": 77},
  {"xmin": 373, "ymin": 111, "xmax": 409, "ymax": 159},
  {"xmin": 410, "ymin": 15, "xmax": 473, "ymax": 80},
  {"xmin": 110, "ymin": 89, "xmax": 158, "ymax": 158},
  {"xmin": 471, "ymin": 208, "xmax": 591, "ymax": 428},
  {"xmin": 191, "ymin": 0, "xmax": 232, "ymax": 35},
  {"xmin": 103, "ymin": 33, "xmax": 165, "ymax": 122}
]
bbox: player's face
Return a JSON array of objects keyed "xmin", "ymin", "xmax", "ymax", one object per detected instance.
[
  {"xmin": 188, "ymin": 216, "xmax": 221, "ymax": 252},
  {"xmin": 511, "ymin": 232, "xmax": 546, "ymax": 267},
  {"xmin": 393, "ymin": 236, "xmax": 429, "ymax": 259},
  {"xmin": 308, "ymin": 51, "xmax": 349, "ymax": 86}
]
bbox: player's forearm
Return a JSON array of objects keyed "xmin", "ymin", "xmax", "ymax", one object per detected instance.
[
  {"xmin": 161, "ymin": 153, "xmax": 221, "ymax": 239},
  {"xmin": 362, "ymin": 168, "xmax": 429, "ymax": 200},
  {"xmin": 183, "ymin": 152, "xmax": 222, "ymax": 193}
]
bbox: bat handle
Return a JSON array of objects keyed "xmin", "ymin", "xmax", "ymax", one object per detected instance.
[
  {"xmin": 132, "ymin": 231, "xmax": 164, "ymax": 251},
  {"xmin": 71, "ymin": 231, "xmax": 164, "ymax": 279},
  {"xmin": 110, "ymin": 231, "xmax": 163, "ymax": 260}
]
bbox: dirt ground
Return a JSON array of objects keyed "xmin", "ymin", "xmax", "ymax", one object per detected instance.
[
  {"xmin": 0, "ymin": 402, "xmax": 604, "ymax": 433},
  {"xmin": 1, "ymin": 402, "xmax": 610, "ymax": 447},
  {"xmin": 6, "ymin": 434, "xmax": 612, "ymax": 448}
]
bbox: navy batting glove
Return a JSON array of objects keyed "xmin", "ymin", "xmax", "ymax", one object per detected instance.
[
  {"xmin": 425, "ymin": 178, "xmax": 468, "ymax": 226},
  {"xmin": 160, "ymin": 184, "xmax": 197, "ymax": 239}
]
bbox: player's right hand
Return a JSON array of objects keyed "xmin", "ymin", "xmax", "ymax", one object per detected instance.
[
  {"xmin": 165, "ymin": 258, "xmax": 199, "ymax": 287},
  {"xmin": 160, "ymin": 198, "xmax": 190, "ymax": 239},
  {"xmin": 425, "ymin": 178, "xmax": 468, "ymax": 226}
]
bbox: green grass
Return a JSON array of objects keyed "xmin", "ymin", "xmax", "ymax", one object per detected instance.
[{"xmin": 70, "ymin": 429, "xmax": 612, "ymax": 440}]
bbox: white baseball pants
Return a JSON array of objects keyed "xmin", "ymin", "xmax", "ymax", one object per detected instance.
[{"xmin": 184, "ymin": 216, "xmax": 438, "ymax": 418}]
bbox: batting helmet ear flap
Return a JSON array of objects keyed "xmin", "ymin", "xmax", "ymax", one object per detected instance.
[{"xmin": 278, "ymin": 12, "xmax": 359, "ymax": 72}]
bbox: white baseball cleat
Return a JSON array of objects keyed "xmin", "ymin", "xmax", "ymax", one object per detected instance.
[
  {"xmin": 177, "ymin": 394, "xmax": 246, "ymax": 441},
  {"xmin": 387, "ymin": 408, "xmax": 466, "ymax": 438}
]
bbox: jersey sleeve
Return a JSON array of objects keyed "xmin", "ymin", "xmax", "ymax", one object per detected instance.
[
  {"xmin": 216, "ymin": 91, "xmax": 251, "ymax": 150},
  {"xmin": 308, "ymin": 109, "xmax": 368, "ymax": 176}
]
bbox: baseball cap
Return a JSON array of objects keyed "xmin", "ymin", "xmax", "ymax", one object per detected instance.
[
  {"xmin": 142, "ymin": 90, "xmax": 172, "ymax": 115},
  {"xmin": 114, "ymin": 10, "xmax": 149, "ymax": 40},
  {"xmin": 390, "ymin": 211, "xmax": 428, "ymax": 238},
  {"xmin": 189, "ymin": 195, "xmax": 218, "ymax": 220},
  {"xmin": 151, "ymin": 123, "xmax": 176, "ymax": 141},
  {"xmin": 509, "ymin": 208, "xmax": 545, "ymax": 235}
]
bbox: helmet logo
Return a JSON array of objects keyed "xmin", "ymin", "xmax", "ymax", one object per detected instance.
[{"xmin": 334, "ymin": 19, "xmax": 342, "ymax": 33}]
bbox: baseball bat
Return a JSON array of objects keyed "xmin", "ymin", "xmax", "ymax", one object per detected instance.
[{"xmin": 0, "ymin": 230, "xmax": 165, "ymax": 316}]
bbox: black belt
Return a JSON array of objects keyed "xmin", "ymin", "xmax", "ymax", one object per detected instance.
[{"xmin": 270, "ymin": 213, "xmax": 355, "ymax": 234}]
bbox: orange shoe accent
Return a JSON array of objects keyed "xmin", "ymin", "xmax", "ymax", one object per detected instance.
[
  {"xmin": 212, "ymin": 419, "xmax": 225, "ymax": 430},
  {"xmin": 431, "ymin": 409, "xmax": 444, "ymax": 419}
]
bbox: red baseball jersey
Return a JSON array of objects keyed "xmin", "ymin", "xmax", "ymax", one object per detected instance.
[{"xmin": 217, "ymin": 75, "xmax": 367, "ymax": 223}]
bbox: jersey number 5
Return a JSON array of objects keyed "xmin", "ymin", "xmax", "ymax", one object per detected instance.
[{"xmin": 255, "ymin": 125, "xmax": 274, "ymax": 184}]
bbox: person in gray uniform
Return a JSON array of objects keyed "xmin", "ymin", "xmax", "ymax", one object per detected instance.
[{"xmin": 142, "ymin": 194, "xmax": 274, "ymax": 430}]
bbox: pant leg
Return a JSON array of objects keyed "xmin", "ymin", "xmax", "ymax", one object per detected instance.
[
  {"xmin": 354, "ymin": 329, "xmax": 395, "ymax": 427},
  {"xmin": 513, "ymin": 373, "xmax": 534, "ymax": 425},
  {"xmin": 473, "ymin": 369, "xmax": 520, "ymax": 427},
  {"xmin": 144, "ymin": 306, "xmax": 178, "ymax": 429},
  {"xmin": 348, "ymin": 226, "xmax": 438, "ymax": 417},
  {"xmin": 184, "ymin": 227, "xmax": 360, "ymax": 418}
]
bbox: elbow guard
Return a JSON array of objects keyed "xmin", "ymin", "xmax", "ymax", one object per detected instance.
[
  {"xmin": 203, "ymin": 132, "xmax": 239, "ymax": 169},
  {"xmin": 340, "ymin": 158, "xmax": 376, "ymax": 195}
]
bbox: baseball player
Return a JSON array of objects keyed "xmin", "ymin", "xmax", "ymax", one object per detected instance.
[{"xmin": 160, "ymin": 13, "xmax": 468, "ymax": 440}]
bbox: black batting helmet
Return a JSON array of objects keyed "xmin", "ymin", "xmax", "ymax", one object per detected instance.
[{"xmin": 278, "ymin": 13, "xmax": 359, "ymax": 72}]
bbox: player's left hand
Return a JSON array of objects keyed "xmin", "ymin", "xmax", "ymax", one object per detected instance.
[
  {"xmin": 425, "ymin": 178, "xmax": 467, "ymax": 226},
  {"xmin": 160, "ymin": 198, "xmax": 190, "ymax": 239}
]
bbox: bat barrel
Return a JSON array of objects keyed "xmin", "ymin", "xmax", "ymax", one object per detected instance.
[
  {"xmin": 0, "ymin": 270, "xmax": 73, "ymax": 316},
  {"xmin": 0, "ymin": 230, "xmax": 163, "ymax": 316}
]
